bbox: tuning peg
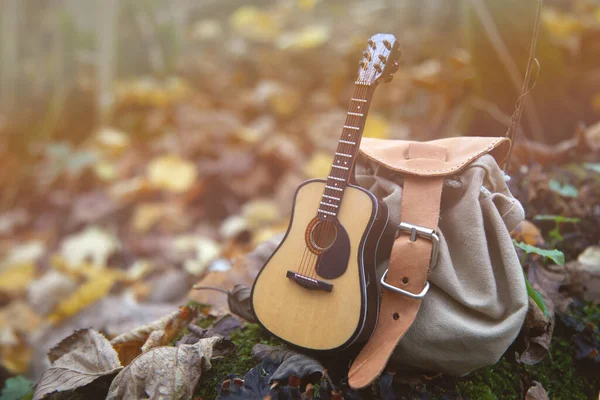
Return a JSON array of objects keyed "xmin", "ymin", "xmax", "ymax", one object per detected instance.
[
  {"xmin": 374, "ymin": 63, "xmax": 383, "ymax": 73},
  {"xmin": 383, "ymin": 40, "xmax": 392, "ymax": 50},
  {"xmin": 378, "ymin": 55, "xmax": 387, "ymax": 64},
  {"xmin": 363, "ymin": 51, "xmax": 372, "ymax": 61},
  {"xmin": 359, "ymin": 60, "xmax": 368, "ymax": 70},
  {"xmin": 368, "ymin": 39, "xmax": 376, "ymax": 49}
]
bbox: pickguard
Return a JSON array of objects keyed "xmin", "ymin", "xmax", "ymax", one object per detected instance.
[{"xmin": 316, "ymin": 222, "xmax": 351, "ymax": 279}]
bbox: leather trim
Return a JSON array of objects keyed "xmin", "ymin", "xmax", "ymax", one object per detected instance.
[{"xmin": 359, "ymin": 136, "xmax": 510, "ymax": 177}]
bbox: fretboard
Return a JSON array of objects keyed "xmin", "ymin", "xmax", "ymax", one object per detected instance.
[{"xmin": 317, "ymin": 82, "xmax": 376, "ymax": 221}]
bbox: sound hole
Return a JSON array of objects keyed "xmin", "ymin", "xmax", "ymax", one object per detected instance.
[{"xmin": 307, "ymin": 219, "xmax": 338, "ymax": 254}]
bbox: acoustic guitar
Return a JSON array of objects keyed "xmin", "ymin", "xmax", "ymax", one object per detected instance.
[{"xmin": 252, "ymin": 34, "xmax": 400, "ymax": 351}]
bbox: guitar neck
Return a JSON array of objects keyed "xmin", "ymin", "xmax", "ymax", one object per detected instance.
[{"xmin": 317, "ymin": 82, "xmax": 377, "ymax": 221}]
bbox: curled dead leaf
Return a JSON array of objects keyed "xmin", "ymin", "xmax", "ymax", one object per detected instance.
[
  {"xmin": 511, "ymin": 220, "xmax": 545, "ymax": 247},
  {"xmin": 106, "ymin": 336, "xmax": 221, "ymax": 400},
  {"xmin": 33, "ymin": 329, "xmax": 122, "ymax": 400},
  {"xmin": 227, "ymin": 285, "xmax": 256, "ymax": 323},
  {"xmin": 110, "ymin": 305, "xmax": 198, "ymax": 366},
  {"xmin": 525, "ymin": 381, "xmax": 550, "ymax": 400},
  {"xmin": 252, "ymin": 344, "xmax": 324, "ymax": 382}
]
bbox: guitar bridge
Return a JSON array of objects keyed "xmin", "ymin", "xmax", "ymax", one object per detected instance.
[{"xmin": 286, "ymin": 271, "xmax": 333, "ymax": 292}]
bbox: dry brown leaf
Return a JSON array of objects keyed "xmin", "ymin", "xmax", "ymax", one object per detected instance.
[
  {"xmin": 188, "ymin": 237, "xmax": 280, "ymax": 315},
  {"xmin": 525, "ymin": 381, "xmax": 550, "ymax": 400},
  {"xmin": 227, "ymin": 285, "xmax": 256, "ymax": 323},
  {"xmin": 106, "ymin": 336, "xmax": 221, "ymax": 400},
  {"xmin": 33, "ymin": 329, "xmax": 122, "ymax": 400},
  {"xmin": 110, "ymin": 306, "xmax": 198, "ymax": 366},
  {"xmin": 511, "ymin": 220, "xmax": 545, "ymax": 247}
]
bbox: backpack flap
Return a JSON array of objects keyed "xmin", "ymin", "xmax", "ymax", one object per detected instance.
[{"xmin": 358, "ymin": 136, "xmax": 511, "ymax": 177}]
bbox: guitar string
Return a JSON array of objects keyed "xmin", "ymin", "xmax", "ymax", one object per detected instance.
[{"xmin": 306, "ymin": 83, "xmax": 369, "ymax": 280}]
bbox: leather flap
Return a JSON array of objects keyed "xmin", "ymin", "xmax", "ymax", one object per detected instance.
[{"xmin": 359, "ymin": 136, "xmax": 511, "ymax": 177}]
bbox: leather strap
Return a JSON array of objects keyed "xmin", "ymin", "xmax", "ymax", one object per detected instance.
[{"xmin": 348, "ymin": 143, "xmax": 446, "ymax": 389}]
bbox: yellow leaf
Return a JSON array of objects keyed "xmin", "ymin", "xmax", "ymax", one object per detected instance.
[
  {"xmin": 1, "ymin": 338, "xmax": 32, "ymax": 374},
  {"xmin": 48, "ymin": 271, "xmax": 118, "ymax": 324},
  {"xmin": 131, "ymin": 203, "xmax": 166, "ymax": 233},
  {"xmin": 95, "ymin": 127, "xmax": 130, "ymax": 157},
  {"xmin": 94, "ymin": 160, "xmax": 118, "ymax": 182},
  {"xmin": 242, "ymin": 199, "xmax": 281, "ymax": 229},
  {"xmin": 297, "ymin": 0, "xmax": 321, "ymax": 11},
  {"xmin": 229, "ymin": 6, "xmax": 280, "ymax": 42},
  {"xmin": 147, "ymin": 155, "xmax": 197, "ymax": 193},
  {"xmin": 364, "ymin": 114, "xmax": 391, "ymax": 139},
  {"xmin": 278, "ymin": 25, "xmax": 331, "ymax": 49},
  {"xmin": 304, "ymin": 152, "xmax": 333, "ymax": 178},
  {"xmin": 542, "ymin": 9, "xmax": 585, "ymax": 38},
  {"xmin": 0, "ymin": 264, "xmax": 35, "ymax": 295}
]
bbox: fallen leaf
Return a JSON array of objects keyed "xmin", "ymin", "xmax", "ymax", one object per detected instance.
[
  {"xmin": 47, "ymin": 270, "xmax": 118, "ymax": 324},
  {"xmin": 0, "ymin": 241, "xmax": 44, "ymax": 271},
  {"xmin": 33, "ymin": 329, "xmax": 122, "ymax": 400},
  {"xmin": 189, "ymin": 237, "xmax": 280, "ymax": 315},
  {"xmin": 227, "ymin": 285, "xmax": 256, "ymax": 323},
  {"xmin": 0, "ymin": 263, "xmax": 36, "ymax": 296},
  {"xmin": 511, "ymin": 220, "xmax": 545, "ymax": 246},
  {"xmin": 0, "ymin": 376, "xmax": 34, "ymax": 400},
  {"xmin": 147, "ymin": 154, "xmax": 197, "ymax": 193},
  {"xmin": 252, "ymin": 344, "xmax": 324, "ymax": 382},
  {"xmin": 242, "ymin": 199, "xmax": 280, "ymax": 230},
  {"xmin": 27, "ymin": 271, "xmax": 78, "ymax": 316},
  {"xmin": 363, "ymin": 114, "xmax": 391, "ymax": 139},
  {"xmin": 278, "ymin": 25, "xmax": 331, "ymax": 50},
  {"xmin": 229, "ymin": 6, "xmax": 281, "ymax": 42},
  {"xmin": 174, "ymin": 235, "xmax": 221, "ymax": 276},
  {"xmin": 304, "ymin": 152, "xmax": 333, "ymax": 178},
  {"xmin": 106, "ymin": 336, "xmax": 221, "ymax": 400},
  {"xmin": 565, "ymin": 245, "xmax": 600, "ymax": 304},
  {"xmin": 94, "ymin": 127, "xmax": 130, "ymax": 157},
  {"xmin": 110, "ymin": 306, "xmax": 198, "ymax": 366},
  {"xmin": 0, "ymin": 334, "xmax": 32, "ymax": 375},
  {"xmin": 516, "ymin": 297, "xmax": 553, "ymax": 365},
  {"xmin": 525, "ymin": 381, "xmax": 550, "ymax": 400},
  {"xmin": 59, "ymin": 226, "xmax": 120, "ymax": 268},
  {"xmin": 0, "ymin": 301, "xmax": 42, "ymax": 336},
  {"xmin": 548, "ymin": 179, "xmax": 579, "ymax": 198}
]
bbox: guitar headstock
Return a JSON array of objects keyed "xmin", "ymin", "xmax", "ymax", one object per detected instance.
[{"xmin": 357, "ymin": 33, "xmax": 400, "ymax": 85}]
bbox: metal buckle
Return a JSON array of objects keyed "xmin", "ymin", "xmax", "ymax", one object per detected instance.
[
  {"xmin": 380, "ymin": 269, "xmax": 430, "ymax": 299},
  {"xmin": 380, "ymin": 222, "xmax": 439, "ymax": 299}
]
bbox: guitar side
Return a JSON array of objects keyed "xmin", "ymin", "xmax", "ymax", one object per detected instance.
[{"xmin": 251, "ymin": 179, "xmax": 387, "ymax": 351}]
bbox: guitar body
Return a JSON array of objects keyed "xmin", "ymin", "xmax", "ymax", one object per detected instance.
[{"xmin": 252, "ymin": 179, "xmax": 390, "ymax": 351}]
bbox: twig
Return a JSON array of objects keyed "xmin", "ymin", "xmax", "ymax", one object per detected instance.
[
  {"xmin": 468, "ymin": 0, "xmax": 544, "ymax": 143},
  {"xmin": 505, "ymin": 0, "xmax": 544, "ymax": 171},
  {"xmin": 192, "ymin": 286, "xmax": 229, "ymax": 294}
]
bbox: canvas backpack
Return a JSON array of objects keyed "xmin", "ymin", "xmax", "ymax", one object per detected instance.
[{"xmin": 347, "ymin": 136, "xmax": 528, "ymax": 388}]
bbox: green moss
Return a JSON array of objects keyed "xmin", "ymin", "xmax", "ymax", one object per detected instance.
[{"xmin": 195, "ymin": 323, "xmax": 281, "ymax": 399}]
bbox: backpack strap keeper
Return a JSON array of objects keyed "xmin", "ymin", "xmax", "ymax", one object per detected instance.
[{"xmin": 348, "ymin": 142, "xmax": 446, "ymax": 389}]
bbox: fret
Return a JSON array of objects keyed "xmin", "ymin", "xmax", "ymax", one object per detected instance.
[
  {"xmin": 343, "ymin": 125, "xmax": 360, "ymax": 130},
  {"xmin": 332, "ymin": 165, "xmax": 349, "ymax": 170},
  {"xmin": 348, "ymin": 112, "xmax": 364, "ymax": 117},
  {"xmin": 318, "ymin": 209, "xmax": 336, "ymax": 216},
  {"xmin": 320, "ymin": 202, "xmax": 338, "ymax": 208},
  {"xmin": 335, "ymin": 152, "xmax": 352, "ymax": 158},
  {"xmin": 323, "ymin": 194, "xmax": 340, "ymax": 201},
  {"xmin": 339, "ymin": 140, "xmax": 356, "ymax": 145},
  {"xmin": 328, "ymin": 176, "xmax": 345, "ymax": 182},
  {"xmin": 325, "ymin": 185, "xmax": 343, "ymax": 191},
  {"xmin": 351, "ymin": 98, "xmax": 367, "ymax": 102}
]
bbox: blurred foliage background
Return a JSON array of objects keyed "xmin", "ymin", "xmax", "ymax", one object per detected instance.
[{"xmin": 1, "ymin": 0, "xmax": 600, "ymax": 386}]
